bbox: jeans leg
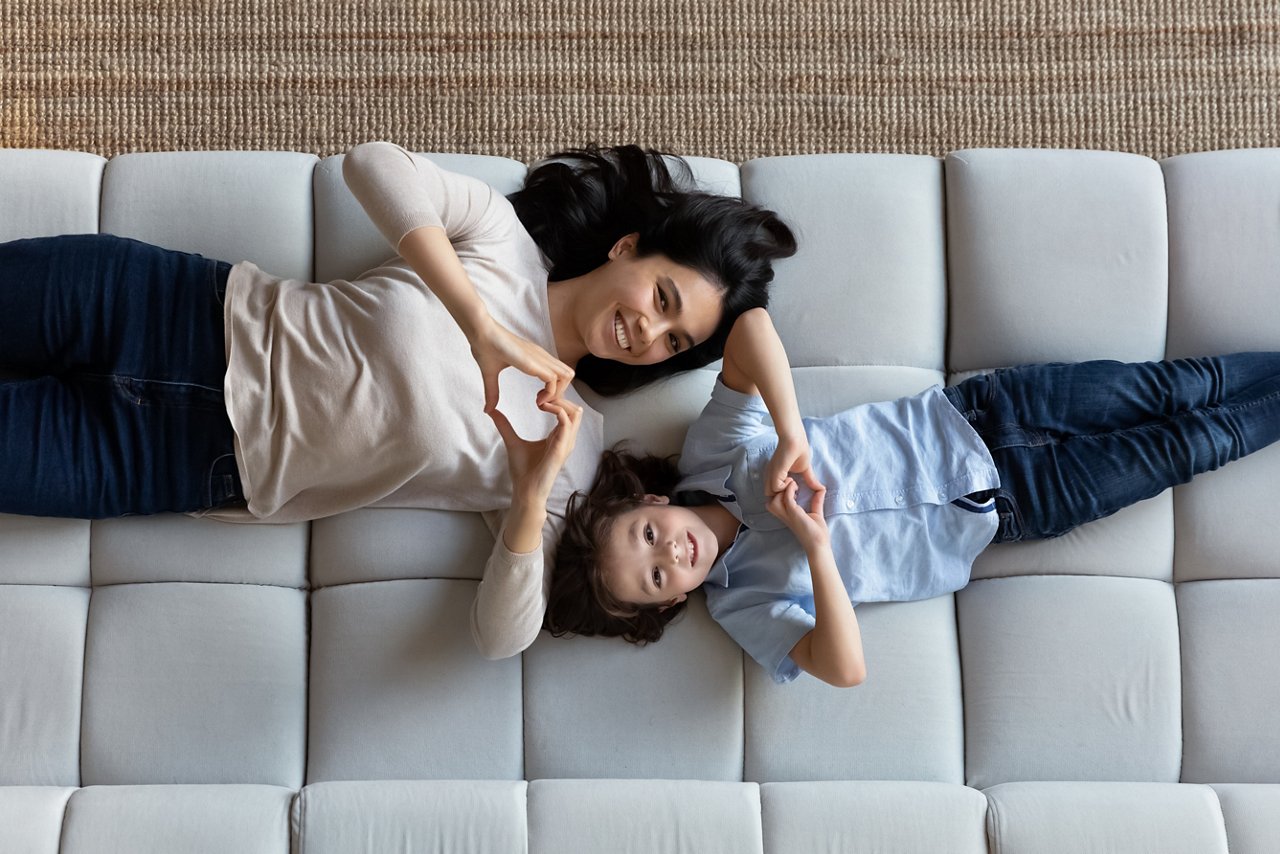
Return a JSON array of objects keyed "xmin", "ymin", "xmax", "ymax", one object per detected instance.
[
  {"xmin": 0, "ymin": 374, "xmax": 241, "ymax": 518},
  {"xmin": 0, "ymin": 233, "xmax": 230, "ymax": 381},
  {"xmin": 947, "ymin": 354, "xmax": 1280, "ymax": 439},
  {"xmin": 0, "ymin": 234, "xmax": 239, "ymax": 517},
  {"xmin": 960, "ymin": 356, "xmax": 1280, "ymax": 542}
]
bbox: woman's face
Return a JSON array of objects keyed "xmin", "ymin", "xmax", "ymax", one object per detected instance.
[
  {"xmin": 601, "ymin": 497, "xmax": 717, "ymax": 609},
  {"xmin": 578, "ymin": 234, "xmax": 725, "ymax": 366}
]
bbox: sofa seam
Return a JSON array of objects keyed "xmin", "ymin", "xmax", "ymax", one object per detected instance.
[{"xmin": 78, "ymin": 538, "xmax": 94, "ymax": 787}]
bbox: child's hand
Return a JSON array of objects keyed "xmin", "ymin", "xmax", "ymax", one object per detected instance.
[
  {"xmin": 766, "ymin": 478, "xmax": 830, "ymax": 550},
  {"xmin": 765, "ymin": 435, "xmax": 823, "ymax": 497},
  {"xmin": 487, "ymin": 397, "xmax": 584, "ymax": 507}
]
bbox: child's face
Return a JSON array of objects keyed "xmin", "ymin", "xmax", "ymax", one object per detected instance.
[{"xmin": 601, "ymin": 497, "xmax": 718, "ymax": 609}]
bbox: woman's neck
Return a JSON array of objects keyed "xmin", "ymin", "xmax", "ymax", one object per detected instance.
[
  {"xmin": 691, "ymin": 502, "xmax": 742, "ymax": 551},
  {"xmin": 546, "ymin": 277, "xmax": 589, "ymax": 365}
]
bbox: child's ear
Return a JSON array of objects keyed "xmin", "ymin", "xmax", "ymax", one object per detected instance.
[
  {"xmin": 657, "ymin": 593, "xmax": 687, "ymax": 612},
  {"xmin": 642, "ymin": 494, "xmax": 670, "ymax": 505}
]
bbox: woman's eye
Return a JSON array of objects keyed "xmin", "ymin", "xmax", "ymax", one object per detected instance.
[
  {"xmin": 668, "ymin": 333, "xmax": 680, "ymax": 353},
  {"xmin": 644, "ymin": 524, "xmax": 655, "ymax": 545},
  {"xmin": 657, "ymin": 286, "xmax": 668, "ymax": 311},
  {"xmin": 652, "ymin": 568, "xmax": 662, "ymax": 589}
]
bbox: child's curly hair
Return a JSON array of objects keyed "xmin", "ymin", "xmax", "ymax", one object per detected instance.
[{"xmin": 546, "ymin": 448, "xmax": 688, "ymax": 643}]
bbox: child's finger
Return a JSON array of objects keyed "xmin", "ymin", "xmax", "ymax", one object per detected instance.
[{"xmin": 807, "ymin": 484, "xmax": 826, "ymax": 515}]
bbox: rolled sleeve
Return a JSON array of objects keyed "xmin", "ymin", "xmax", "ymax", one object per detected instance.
[{"xmin": 707, "ymin": 589, "xmax": 815, "ymax": 684}]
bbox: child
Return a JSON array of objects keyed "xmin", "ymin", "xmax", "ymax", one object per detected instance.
[{"xmin": 540, "ymin": 308, "xmax": 1280, "ymax": 686}]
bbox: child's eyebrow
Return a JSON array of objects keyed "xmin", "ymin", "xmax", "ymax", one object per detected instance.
[{"xmin": 628, "ymin": 520, "xmax": 654, "ymax": 596}]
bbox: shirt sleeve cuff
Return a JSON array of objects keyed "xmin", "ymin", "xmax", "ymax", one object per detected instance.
[{"xmin": 710, "ymin": 373, "xmax": 768, "ymax": 413}]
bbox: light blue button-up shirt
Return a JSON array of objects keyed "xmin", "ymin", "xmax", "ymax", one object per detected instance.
[{"xmin": 677, "ymin": 378, "xmax": 1000, "ymax": 683}]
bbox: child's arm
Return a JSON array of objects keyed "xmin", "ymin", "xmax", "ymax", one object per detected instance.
[
  {"xmin": 721, "ymin": 308, "xmax": 822, "ymax": 495},
  {"xmin": 768, "ymin": 480, "xmax": 866, "ymax": 687}
]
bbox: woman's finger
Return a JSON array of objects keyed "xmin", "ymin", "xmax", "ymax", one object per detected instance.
[
  {"xmin": 486, "ymin": 406, "xmax": 517, "ymax": 443},
  {"xmin": 482, "ymin": 368, "xmax": 502, "ymax": 413}
]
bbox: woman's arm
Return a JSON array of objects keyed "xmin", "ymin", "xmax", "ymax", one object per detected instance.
[
  {"xmin": 471, "ymin": 398, "xmax": 584, "ymax": 658},
  {"xmin": 767, "ymin": 481, "xmax": 866, "ymax": 687},
  {"xmin": 721, "ymin": 308, "xmax": 821, "ymax": 494},
  {"xmin": 398, "ymin": 227, "xmax": 574, "ymax": 410},
  {"xmin": 343, "ymin": 142, "xmax": 574, "ymax": 408}
]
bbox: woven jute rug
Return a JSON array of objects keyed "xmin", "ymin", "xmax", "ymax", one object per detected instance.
[{"xmin": 3, "ymin": 0, "xmax": 1278, "ymax": 162}]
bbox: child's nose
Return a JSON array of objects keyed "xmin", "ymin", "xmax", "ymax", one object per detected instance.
[{"xmin": 666, "ymin": 539, "xmax": 683, "ymax": 565}]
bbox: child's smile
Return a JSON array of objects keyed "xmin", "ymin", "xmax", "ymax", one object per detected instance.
[{"xmin": 601, "ymin": 497, "xmax": 720, "ymax": 609}]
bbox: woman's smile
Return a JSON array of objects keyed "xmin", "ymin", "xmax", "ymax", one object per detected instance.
[{"xmin": 613, "ymin": 311, "xmax": 631, "ymax": 351}]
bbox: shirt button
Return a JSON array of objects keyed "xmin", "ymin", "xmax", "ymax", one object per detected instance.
[
  {"xmin": 845, "ymin": 499, "xmax": 855, "ymax": 509},
  {"xmin": 894, "ymin": 494, "xmax": 905, "ymax": 504}
]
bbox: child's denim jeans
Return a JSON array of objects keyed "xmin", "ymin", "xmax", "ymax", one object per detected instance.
[{"xmin": 944, "ymin": 353, "xmax": 1280, "ymax": 543}]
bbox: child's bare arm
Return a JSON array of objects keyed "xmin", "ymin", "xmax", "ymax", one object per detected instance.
[
  {"xmin": 722, "ymin": 308, "xmax": 822, "ymax": 494},
  {"xmin": 769, "ymin": 480, "xmax": 866, "ymax": 688}
]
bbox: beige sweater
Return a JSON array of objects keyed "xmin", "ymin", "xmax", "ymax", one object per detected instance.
[{"xmin": 211, "ymin": 141, "xmax": 604, "ymax": 658}]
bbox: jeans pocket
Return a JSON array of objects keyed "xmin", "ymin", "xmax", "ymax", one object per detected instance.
[
  {"xmin": 993, "ymin": 493, "xmax": 1025, "ymax": 543},
  {"xmin": 111, "ymin": 375, "xmax": 225, "ymax": 411},
  {"xmin": 210, "ymin": 259, "xmax": 232, "ymax": 306},
  {"xmin": 207, "ymin": 452, "xmax": 243, "ymax": 507}
]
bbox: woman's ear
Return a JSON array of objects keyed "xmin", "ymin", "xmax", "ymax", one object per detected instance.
[
  {"xmin": 608, "ymin": 232, "xmax": 640, "ymax": 259},
  {"xmin": 642, "ymin": 494, "xmax": 670, "ymax": 505}
]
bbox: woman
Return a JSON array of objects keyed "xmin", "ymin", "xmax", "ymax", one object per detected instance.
[
  {"xmin": 543, "ymin": 307, "xmax": 1280, "ymax": 686},
  {"xmin": 0, "ymin": 141, "xmax": 798, "ymax": 658}
]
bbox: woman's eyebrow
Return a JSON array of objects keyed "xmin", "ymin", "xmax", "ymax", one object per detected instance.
[
  {"xmin": 661, "ymin": 275, "xmax": 696, "ymax": 350},
  {"xmin": 661, "ymin": 274, "xmax": 684, "ymax": 315}
]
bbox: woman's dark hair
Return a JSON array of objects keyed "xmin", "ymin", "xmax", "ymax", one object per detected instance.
[
  {"xmin": 546, "ymin": 448, "xmax": 689, "ymax": 644},
  {"xmin": 508, "ymin": 145, "xmax": 798, "ymax": 395}
]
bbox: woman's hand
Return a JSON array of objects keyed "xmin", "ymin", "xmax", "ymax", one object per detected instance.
[
  {"xmin": 486, "ymin": 397, "xmax": 584, "ymax": 508},
  {"xmin": 766, "ymin": 479, "xmax": 830, "ymax": 551},
  {"xmin": 765, "ymin": 434, "xmax": 823, "ymax": 498},
  {"xmin": 471, "ymin": 316, "xmax": 576, "ymax": 413}
]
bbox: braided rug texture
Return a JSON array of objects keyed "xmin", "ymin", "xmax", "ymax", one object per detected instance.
[{"xmin": 3, "ymin": 0, "xmax": 1278, "ymax": 161}]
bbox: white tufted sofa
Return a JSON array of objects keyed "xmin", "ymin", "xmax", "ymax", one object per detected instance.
[{"xmin": 2, "ymin": 145, "xmax": 1279, "ymax": 854}]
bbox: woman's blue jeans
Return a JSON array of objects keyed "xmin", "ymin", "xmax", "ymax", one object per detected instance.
[
  {"xmin": 0, "ymin": 234, "xmax": 243, "ymax": 518},
  {"xmin": 943, "ymin": 354, "xmax": 1280, "ymax": 543}
]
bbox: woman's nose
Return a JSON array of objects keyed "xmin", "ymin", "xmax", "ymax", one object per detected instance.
[{"xmin": 635, "ymin": 314, "xmax": 653, "ymax": 347}]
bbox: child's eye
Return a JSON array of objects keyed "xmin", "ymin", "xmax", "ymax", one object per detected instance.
[
  {"xmin": 644, "ymin": 524, "xmax": 655, "ymax": 545},
  {"xmin": 652, "ymin": 568, "xmax": 662, "ymax": 589}
]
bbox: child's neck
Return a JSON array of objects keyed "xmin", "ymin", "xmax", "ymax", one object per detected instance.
[{"xmin": 691, "ymin": 503, "xmax": 742, "ymax": 552}]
